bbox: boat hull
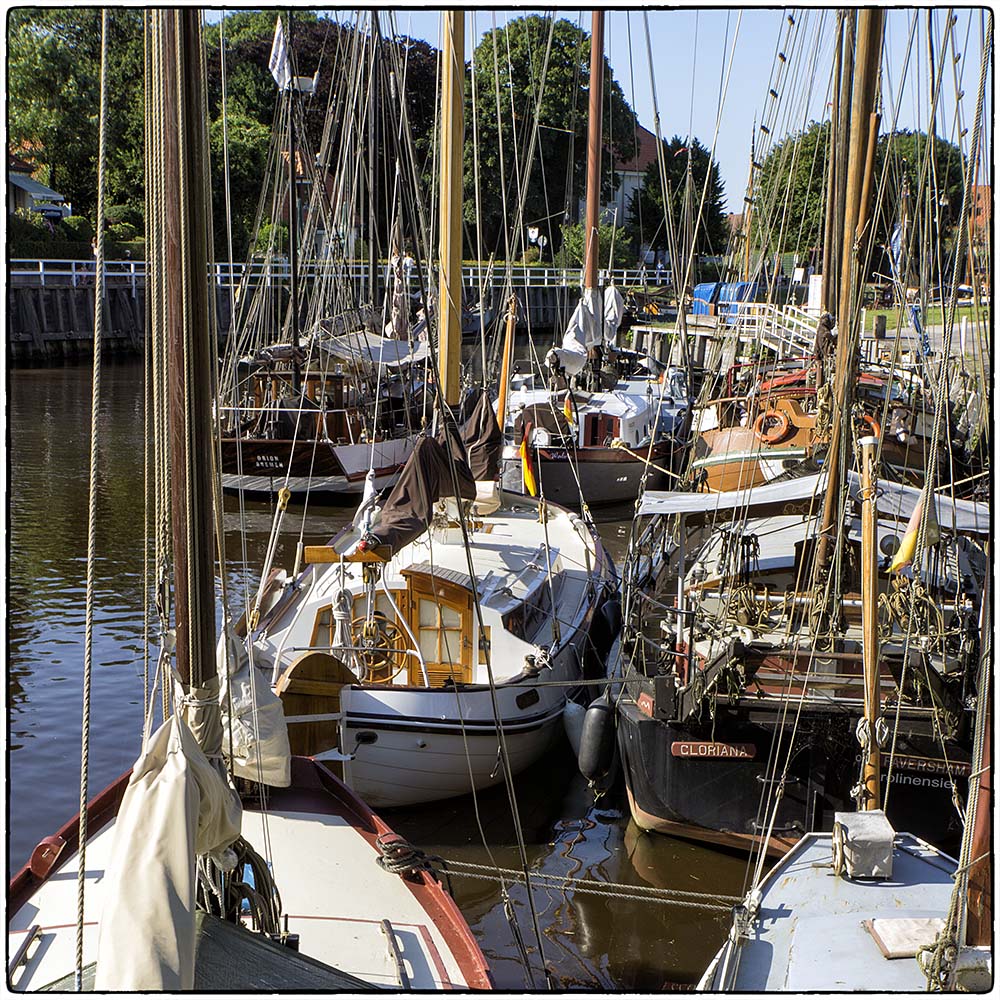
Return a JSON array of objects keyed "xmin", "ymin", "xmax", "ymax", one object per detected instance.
[
  {"xmin": 337, "ymin": 642, "xmax": 589, "ymax": 808},
  {"xmin": 501, "ymin": 443, "xmax": 672, "ymax": 506},
  {"xmin": 617, "ymin": 683, "xmax": 969, "ymax": 855},
  {"xmin": 8, "ymin": 757, "xmax": 491, "ymax": 991},
  {"xmin": 219, "ymin": 435, "xmax": 415, "ymax": 497}
]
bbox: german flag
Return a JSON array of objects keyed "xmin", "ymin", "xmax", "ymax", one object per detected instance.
[
  {"xmin": 563, "ymin": 391, "xmax": 575, "ymax": 426},
  {"xmin": 520, "ymin": 422, "xmax": 538, "ymax": 497}
]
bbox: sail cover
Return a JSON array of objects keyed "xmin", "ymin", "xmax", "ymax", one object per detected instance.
[
  {"xmin": 219, "ymin": 628, "xmax": 292, "ymax": 787},
  {"xmin": 94, "ymin": 714, "xmax": 242, "ymax": 990},
  {"xmin": 366, "ymin": 435, "xmax": 477, "ymax": 555},
  {"xmin": 639, "ymin": 471, "xmax": 989, "ymax": 535},
  {"xmin": 546, "ymin": 287, "xmax": 625, "ymax": 375},
  {"xmin": 457, "ymin": 386, "xmax": 503, "ymax": 481},
  {"xmin": 317, "ymin": 331, "xmax": 428, "ymax": 369}
]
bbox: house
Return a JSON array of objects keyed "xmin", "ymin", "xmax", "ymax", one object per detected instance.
[
  {"xmin": 607, "ymin": 122, "xmax": 660, "ymax": 225},
  {"xmin": 8, "ymin": 155, "xmax": 71, "ymax": 219},
  {"xmin": 969, "ymin": 184, "xmax": 990, "ymax": 238}
]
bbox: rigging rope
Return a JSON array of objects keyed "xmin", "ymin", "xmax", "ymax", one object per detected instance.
[{"xmin": 75, "ymin": 10, "xmax": 109, "ymax": 987}]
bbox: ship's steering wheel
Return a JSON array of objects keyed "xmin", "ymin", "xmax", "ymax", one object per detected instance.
[{"xmin": 351, "ymin": 613, "xmax": 408, "ymax": 683}]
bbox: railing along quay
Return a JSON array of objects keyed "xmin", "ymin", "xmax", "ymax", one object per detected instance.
[{"xmin": 9, "ymin": 258, "xmax": 653, "ymax": 291}]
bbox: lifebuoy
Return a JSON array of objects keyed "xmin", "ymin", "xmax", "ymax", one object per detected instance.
[
  {"xmin": 753, "ymin": 409, "xmax": 792, "ymax": 444},
  {"xmin": 858, "ymin": 413, "xmax": 881, "ymax": 439}
]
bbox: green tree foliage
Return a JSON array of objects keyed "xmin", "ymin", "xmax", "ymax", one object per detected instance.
[
  {"xmin": 754, "ymin": 121, "xmax": 965, "ymax": 268},
  {"xmin": 466, "ymin": 15, "xmax": 639, "ymax": 257},
  {"xmin": 8, "ymin": 8, "xmax": 144, "ymax": 226},
  {"xmin": 627, "ymin": 135, "xmax": 728, "ymax": 259},
  {"xmin": 554, "ymin": 222, "xmax": 631, "ymax": 270}
]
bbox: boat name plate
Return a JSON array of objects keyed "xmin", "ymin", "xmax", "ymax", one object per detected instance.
[{"xmin": 671, "ymin": 741, "xmax": 756, "ymax": 759}]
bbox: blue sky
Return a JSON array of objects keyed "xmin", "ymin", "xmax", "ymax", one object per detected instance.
[{"xmin": 213, "ymin": 7, "xmax": 990, "ymax": 213}]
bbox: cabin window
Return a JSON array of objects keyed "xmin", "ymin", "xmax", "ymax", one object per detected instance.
[
  {"xmin": 402, "ymin": 570, "xmax": 474, "ymax": 686},
  {"xmin": 584, "ymin": 413, "xmax": 621, "ymax": 447}
]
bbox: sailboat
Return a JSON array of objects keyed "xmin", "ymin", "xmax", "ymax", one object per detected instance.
[
  {"xmin": 7, "ymin": 11, "xmax": 490, "ymax": 990},
  {"xmin": 698, "ymin": 433, "xmax": 992, "ymax": 991},
  {"xmin": 216, "ymin": 14, "xmax": 425, "ymax": 499},
  {"xmin": 498, "ymin": 11, "xmax": 690, "ymax": 509},
  {"xmin": 238, "ymin": 12, "xmax": 619, "ymax": 809},
  {"xmin": 606, "ymin": 8, "xmax": 991, "ymax": 855}
]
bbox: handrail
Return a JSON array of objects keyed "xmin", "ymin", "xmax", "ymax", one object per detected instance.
[{"xmin": 10, "ymin": 257, "xmax": 654, "ymax": 291}]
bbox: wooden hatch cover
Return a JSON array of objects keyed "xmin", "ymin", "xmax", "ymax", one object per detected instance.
[{"xmin": 275, "ymin": 652, "xmax": 356, "ymax": 759}]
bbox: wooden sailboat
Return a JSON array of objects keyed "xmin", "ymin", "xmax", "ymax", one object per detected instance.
[
  {"xmin": 498, "ymin": 11, "xmax": 690, "ymax": 508},
  {"xmin": 609, "ymin": 8, "xmax": 990, "ymax": 855},
  {"xmin": 698, "ymin": 456, "xmax": 992, "ymax": 991},
  {"xmin": 240, "ymin": 12, "xmax": 619, "ymax": 808},
  {"xmin": 7, "ymin": 12, "xmax": 490, "ymax": 990},
  {"xmin": 216, "ymin": 13, "xmax": 424, "ymax": 499}
]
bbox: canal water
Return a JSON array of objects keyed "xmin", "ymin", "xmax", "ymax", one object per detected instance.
[{"xmin": 8, "ymin": 361, "xmax": 747, "ymax": 989}]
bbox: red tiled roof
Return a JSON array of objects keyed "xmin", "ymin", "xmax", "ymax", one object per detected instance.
[{"xmin": 616, "ymin": 123, "xmax": 660, "ymax": 174}]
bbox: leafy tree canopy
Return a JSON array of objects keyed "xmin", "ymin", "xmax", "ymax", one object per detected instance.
[
  {"xmin": 627, "ymin": 135, "xmax": 728, "ymax": 259},
  {"xmin": 754, "ymin": 120, "xmax": 965, "ymax": 269},
  {"xmin": 466, "ymin": 15, "xmax": 639, "ymax": 257}
]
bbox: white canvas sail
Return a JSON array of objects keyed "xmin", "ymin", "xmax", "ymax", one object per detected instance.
[
  {"xmin": 547, "ymin": 287, "xmax": 624, "ymax": 376},
  {"xmin": 94, "ymin": 714, "xmax": 241, "ymax": 990}
]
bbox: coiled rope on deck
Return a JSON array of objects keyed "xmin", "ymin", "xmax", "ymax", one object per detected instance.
[{"xmin": 76, "ymin": 10, "xmax": 110, "ymax": 990}]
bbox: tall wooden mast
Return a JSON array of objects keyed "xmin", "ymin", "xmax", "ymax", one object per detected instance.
[
  {"xmin": 583, "ymin": 10, "xmax": 604, "ymax": 293},
  {"xmin": 436, "ymin": 12, "xmax": 464, "ymax": 407},
  {"xmin": 153, "ymin": 9, "xmax": 221, "ymax": 742},
  {"xmin": 815, "ymin": 8, "xmax": 883, "ymax": 577}
]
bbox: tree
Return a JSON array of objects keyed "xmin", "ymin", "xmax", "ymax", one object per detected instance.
[
  {"xmin": 8, "ymin": 8, "xmax": 144, "ymax": 225},
  {"xmin": 753, "ymin": 121, "xmax": 965, "ymax": 275},
  {"xmin": 627, "ymin": 135, "xmax": 728, "ymax": 259},
  {"xmin": 466, "ymin": 15, "xmax": 639, "ymax": 257}
]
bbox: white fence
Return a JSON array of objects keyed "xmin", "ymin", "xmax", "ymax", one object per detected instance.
[{"xmin": 9, "ymin": 258, "xmax": 653, "ymax": 291}]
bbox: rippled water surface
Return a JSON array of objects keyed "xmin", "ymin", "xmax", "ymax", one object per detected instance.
[{"xmin": 8, "ymin": 361, "xmax": 746, "ymax": 989}]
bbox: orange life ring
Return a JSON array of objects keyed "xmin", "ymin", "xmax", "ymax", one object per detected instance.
[
  {"xmin": 858, "ymin": 413, "xmax": 881, "ymax": 439},
  {"xmin": 754, "ymin": 409, "xmax": 792, "ymax": 445}
]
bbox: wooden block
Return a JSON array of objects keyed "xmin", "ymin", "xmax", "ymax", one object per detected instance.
[{"xmin": 302, "ymin": 545, "xmax": 387, "ymax": 564}]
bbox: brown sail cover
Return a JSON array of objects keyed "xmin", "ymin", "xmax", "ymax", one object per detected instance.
[
  {"xmin": 457, "ymin": 387, "xmax": 503, "ymax": 481},
  {"xmin": 368, "ymin": 435, "xmax": 477, "ymax": 554}
]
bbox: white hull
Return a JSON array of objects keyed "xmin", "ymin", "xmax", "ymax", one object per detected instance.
[{"xmin": 338, "ymin": 685, "xmax": 569, "ymax": 807}]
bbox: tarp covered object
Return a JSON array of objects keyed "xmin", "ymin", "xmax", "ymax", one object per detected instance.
[
  {"xmin": 219, "ymin": 628, "xmax": 291, "ymax": 787},
  {"xmin": 457, "ymin": 387, "xmax": 503, "ymax": 482},
  {"xmin": 95, "ymin": 714, "xmax": 241, "ymax": 990},
  {"xmin": 368, "ymin": 435, "xmax": 477, "ymax": 555}
]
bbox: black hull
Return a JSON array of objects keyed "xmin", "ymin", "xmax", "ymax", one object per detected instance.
[
  {"xmin": 617, "ymin": 686, "xmax": 968, "ymax": 856},
  {"xmin": 501, "ymin": 448, "xmax": 670, "ymax": 507}
]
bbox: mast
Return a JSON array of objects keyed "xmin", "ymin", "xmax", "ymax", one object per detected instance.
[
  {"xmin": 583, "ymin": 10, "xmax": 604, "ymax": 293},
  {"xmin": 156, "ymin": 9, "xmax": 221, "ymax": 739},
  {"xmin": 436, "ymin": 11, "xmax": 464, "ymax": 407},
  {"xmin": 815, "ymin": 8, "xmax": 883, "ymax": 576},
  {"xmin": 858, "ymin": 435, "xmax": 880, "ymax": 808},
  {"xmin": 286, "ymin": 10, "xmax": 301, "ymax": 389}
]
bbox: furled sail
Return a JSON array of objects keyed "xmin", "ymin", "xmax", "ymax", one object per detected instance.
[
  {"xmin": 219, "ymin": 627, "xmax": 292, "ymax": 787},
  {"xmin": 546, "ymin": 286, "xmax": 625, "ymax": 375},
  {"xmin": 94, "ymin": 714, "xmax": 241, "ymax": 990}
]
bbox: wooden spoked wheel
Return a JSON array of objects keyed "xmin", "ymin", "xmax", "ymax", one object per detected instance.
[{"xmin": 351, "ymin": 613, "xmax": 409, "ymax": 683}]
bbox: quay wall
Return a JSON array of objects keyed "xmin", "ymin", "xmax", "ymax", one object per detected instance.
[{"xmin": 7, "ymin": 281, "xmax": 571, "ymax": 364}]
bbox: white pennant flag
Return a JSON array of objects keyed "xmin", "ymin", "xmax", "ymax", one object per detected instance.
[{"xmin": 269, "ymin": 17, "xmax": 291, "ymax": 91}]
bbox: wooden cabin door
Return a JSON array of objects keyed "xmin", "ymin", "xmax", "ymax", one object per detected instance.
[{"xmin": 403, "ymin": 573, "xmax": 473, "ymax": 686}]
